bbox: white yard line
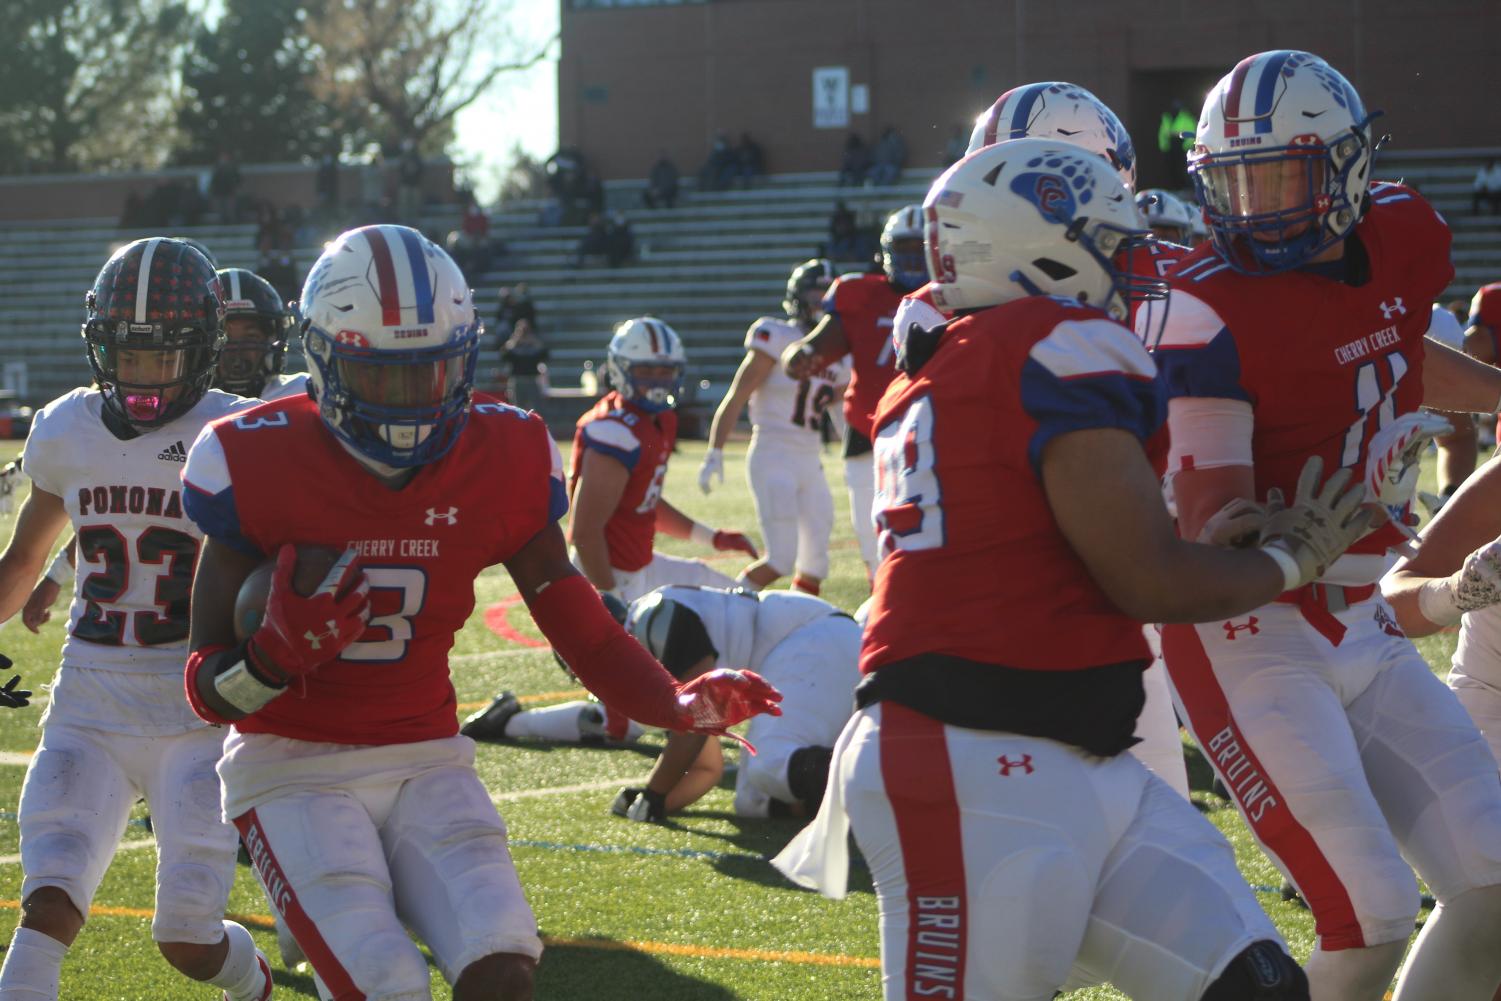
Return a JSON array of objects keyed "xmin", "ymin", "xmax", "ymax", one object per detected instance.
[
  {"xmin": 492, "ymin": 777, "xmax": 646, "ymax": 802},
  {"xmin": 0, "ymin": 751, "xmax": 30, "ymax": 767},
  {"xmin": 0, "ymin": 837, "xmax": 156, "ymax": 866},
  {"xmin": 450, "ymin": 648, "xmax": 541, "ymax": 665}
]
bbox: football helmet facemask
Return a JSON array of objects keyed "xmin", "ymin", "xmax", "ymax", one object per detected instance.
[
  {"xmin": 782, "ymin": 258, "xmax": 835, "ymax": 327},
  {"xmin": 923, "ymin": 138, "xmax": 1164, "ymax": 323},
  {"xmin": 968, "ymin": 82, "xmax": 1137, "ymax": 191},
  {"xmin": 300, "ymin": 224, "xmax": 482, "ymax": 468},
  {"xmin": 1190, "ymin": 50, "xmax": 1377, "ymax": 274},
  {"xmin": 606, "ymin": 317, "xmax": 686, "ymax": 413},
  {"xmin": 82, "ymin": 237, "xmax": 225, "ymax": 430},
  {"xmin": 214, "ymin": 268, "xmax": 296, "ymax": 397},
  {"xmin": 880, "ymin": 206, "xmax": 927, "ymax": 293}
]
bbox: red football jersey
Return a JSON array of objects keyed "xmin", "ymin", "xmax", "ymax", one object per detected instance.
[
  {"xmin": 861, "ymin": 295, "xmax": 1165, "ymax": 675},
  {"xmin": 1468, "ymin": 282, "xmax": 1501, "ymax": 331},
  {"xmin": 183, "ymin": 393, "xmax": 567, "ymax": 745},
  {"xmin": 569, "ymin": 391, "xmax": 677, "ymax": 572},
  {"xmin": 1152, "ymin": 183, "xmax": 1453, "ymax": 558},
  {"xmin": 821, "ymin": 272, "xmax": 904, "ymax": 439}
]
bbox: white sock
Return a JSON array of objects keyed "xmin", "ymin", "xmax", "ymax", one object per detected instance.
[
  {"xmin": 205, "ymin": 921, "xmax": 267, "ymax": 1001},
  {"xmin": 505, "ymin": 701, "xmax": 596, "ymax": 742},
  {"xmin": 1392, "ymin": 885, "xmax": 1501, "ymax": 1000},
  {"xmin": 1306, "ymin": 939, "xmax": 1406, "ymax": 1001},
  {"xmin": 0, "ymin": 927, "xmax": 68, "ymax": 1000}
]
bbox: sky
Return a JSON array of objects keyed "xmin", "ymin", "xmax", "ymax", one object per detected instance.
[{"xmin": 450, "ymin": 0, "xmax": 561, "ymax": 203}]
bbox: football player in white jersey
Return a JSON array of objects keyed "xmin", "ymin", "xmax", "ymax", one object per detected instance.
[
  {"xmin": 609, "ymin": 585, "xmax": 859, "ymax": 821},
  {"xmin": 16, "ymin": 267, "xmax": 310, "ymax": 640},
  {"xmin": 0, "ymin": 238, "xmax": 271, "ymax": 1001},
  {"xmin": 214, "ymin": 268, "xmax": 307, "ymax": 402},
  {"xmin": 699, "ymin": 260, "xmax": 841, "ymax": 595}
]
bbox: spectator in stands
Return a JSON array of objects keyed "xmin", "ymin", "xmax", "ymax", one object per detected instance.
[
  {"xmin": 119, "ymin": 190, "xmax": 147, "ymax": 229},
  {"xmin": 397, "ymin": 139, "xmax": 425, "ymax": 225},
  {"xmin": 838, "ymin": 133, "xmax": 871, "ymax": 187},
  {"xmin": 448, "ymin": 192, "xmax": 493, "ymax": 278},
  {"xmin": 209, "ymin": 151, "xmax": 241, "ymax": 223},
  {"xmin": 868, "ymin": 126, "xmax": 906, "ymax": 185},
  {"xmin": 644, "ymin": 151, "xmax": 680, "ymax": 209},
  {"xmin": 575, "ymin": 213, "xmax": 611, "ymax": 267},
  {"xmin": 256, "ymin": 247, "xmax": 299, "ymax": 303},
  {"xmin": 546, "ymin": 147, "xmax": 584, "ymax": 199},
  {"xmin": 700, "ymin": 132, "xmax": 736, "ymax": 192},
  {"xmin": 734, "ymin": 133, "xmax": 765, "ymax": 188},
  {"xmin": 945, "ymin": 124, "xmax": 968, "ymax": 166},
  {"xmin": 605, "ymin": 211, "xmax": 635, "ymax": 267},
  {"xmin": 501, "ymin": 318, "xmax": 550, "ymax": 412},
  {"xmin": 1473, "ymin": 157, "xmax": 1501, "ymax": 215},
  {"xmin": 827, "ymin": 199, "xmax": 858, "ymax": 259},
  {"xmin": 582, "ymin": 170, "xmax": 605, "ymax": 219},
  {"xmin": 495, "ymin": 284, "xmax": 538, "ymax": 340},
  {"xmin": 254, "ymin": 203, "xmax": 284, "ymax": 255}
]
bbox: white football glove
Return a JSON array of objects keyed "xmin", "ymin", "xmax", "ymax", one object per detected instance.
[
  {"xmin": 698, "ymin": 448, "xmax": 724, "ymax": 495},
  {"xmin": 0, "ymin": 462, "xmax": 20, "ymax": 518},
  {"xmin": 1365, "ymin": 412, "xmax": 1453, "ymax": 511},
  {"xmin": 1418, "ymin": 538, "xmax": 1501, "ymax": 627},
  {"xmin": 1197, "ymin": 496, "xmax": 1267, "ymax": 548},
  {"xmin": 1258, "ymin": 456, "xmax": 1375, "ymax": 590}
]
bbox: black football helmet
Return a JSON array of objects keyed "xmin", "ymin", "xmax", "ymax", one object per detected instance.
[
  {"xmin": 214, "ymin": 268, "xmax": 295, "ymax": 397},
  {"xmin": 782, "ymin": 258, "xmax": 835, "ymax": 327},
  {"xmin": 83, "ymin": 238, "xmax": 225, "ymax": 430}
]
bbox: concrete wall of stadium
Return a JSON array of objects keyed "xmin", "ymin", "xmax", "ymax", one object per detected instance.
[{"xmin": 559, "ymin": 0, "xmax": 1499, "ymax": 189}]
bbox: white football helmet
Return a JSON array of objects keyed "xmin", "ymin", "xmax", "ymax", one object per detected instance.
[
  {"xmin": 606, "ymin": 316, "xmax": 686, "ymax": 413},
  {"xmin": 300, "ymin": 224, "xmax": 482, "ymax": 468},
  {"xmin": 923, "ymin": 138, "xmax": 1162, "ymax": 322},
  {"xmin": 1135, "ymin": 189, "xmax": 1197, "ymax": 243},
  {"xmin": 1190, "ymin": 50, "xmax": 1377, "ymax": 273},
  {"xmin": 880, "ymin": 205, "xmax": 927, "ymax": 293},
  {"xmin": 968, "ymin": 82, "xmax": 1137, "ymax": 191}
]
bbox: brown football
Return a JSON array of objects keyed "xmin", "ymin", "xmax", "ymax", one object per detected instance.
[{"xmin": 233, "ymin": 545, "xmax": 348, "ymax": 642}]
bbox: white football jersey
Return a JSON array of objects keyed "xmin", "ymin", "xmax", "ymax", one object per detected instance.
[
  {"xmin": 634, "ymin": 585, "xmax": 840, "ymax": 675},
  {"xmin": 743, "ymin": 317, "xmax": 842, "ymax": 445},
  {"xmin": 259, "ymin": 371, "xmax": 309, "ymax": 402},
  {"xmin": 22, "ymin": 388, "xmax": 257, "ymax": 674}
]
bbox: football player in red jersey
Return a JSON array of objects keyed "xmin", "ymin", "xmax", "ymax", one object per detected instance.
[
  {"xmin": 1463, "ymin": 281, "xmax": 1501, "ymax": 365},
  {"xmin": 567, "ymin": 316, "xmax": 757, "ymax": 604},
  {"xmin": 775, "ymin": 137, "xmax": 1379, "ymax": 1001},
  {"xmin": 1151, "ymin": 51, "xmax": 1501, "ymax": 1001},
  {"xmin": 782, "ymin": 206, "xmax": 926, "ymax": 580},
  {"xmin": 181, "ymin": 226, "xmax": 780, "ymax": 1001},
  {"xmin": 893, "ymin": 81, "xmax": 1196, "ymax": 800}
]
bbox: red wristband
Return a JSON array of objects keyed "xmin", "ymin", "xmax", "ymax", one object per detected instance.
[
  {"xmin": 524, "ymin": 573, "xmax": 686, "ymax": 730},
  {"xmin": 185, "ymin": 643, "xmax": 236, "ymax": 726}
]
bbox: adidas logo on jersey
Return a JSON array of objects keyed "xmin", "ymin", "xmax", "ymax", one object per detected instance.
[{"xmin": 157, "ymin": 441, "xmax": 188, "ymax": 463}]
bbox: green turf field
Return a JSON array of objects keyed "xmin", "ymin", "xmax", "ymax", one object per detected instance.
[{"xmin": 0, "ymin": 435, "xmax": 1461, "ymax": 999}]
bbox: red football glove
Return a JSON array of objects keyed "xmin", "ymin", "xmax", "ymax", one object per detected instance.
[
  {"xmin": 248, "ymin": 545, "xmax": 371, "ymax": 682},
  {"xmin": 675, "ymin": 669, "xmax": 782, "ymax": 739},
  {"xmin": 713, "ymin": 530, "xmax": 759, "ymax": 559}
]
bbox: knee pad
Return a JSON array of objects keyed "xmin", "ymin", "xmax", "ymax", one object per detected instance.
[
  {"xmin": 1201, "ymin": 940, "xmax": 1308, "ymax": 1001},
  {"xmin": 786, "ymin": 745, "xmax": 834, "ymax": 811}
]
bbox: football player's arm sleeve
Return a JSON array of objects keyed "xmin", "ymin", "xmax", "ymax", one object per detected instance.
[
  {"xmin": 186, "ymin": 537, "xmax": 279, "ymax": 723},
  {"xmin": 506, "ymin": 524, "xmax": 688, "ymax": 731}
]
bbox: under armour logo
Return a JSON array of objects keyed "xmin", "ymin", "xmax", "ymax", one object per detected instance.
[
  {"xmin": 304, "ymin": 621, "xmax": 340, "ymax": 650},
  {"xmin": 997, "ymin": 754, "xmax": 1034, "ymax": 777},
  {"xmin": 1379, "ymin": 298, "xmax": 1406, "ymax": 319},
  {"xmin": 424, "ymin": 506, "xmax": 458, "ymax": 525},
  {"xmin": 1224, "ymin": 616, "xmax": 1260, "ymax": 640}
]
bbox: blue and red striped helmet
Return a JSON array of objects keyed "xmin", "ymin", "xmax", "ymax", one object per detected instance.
[
  {"xmin": 299, "ymin": 224, "xmax": 481, "ymax": 468},
  {"xmin": 1189, "ymin": 50, "xmax": 1377, "ymax": 274},
  {"xmin": 606, "ymin": 316, "xmax": 686, "ymax": 413},
  {"xmin": 968, "ymin": 82, "xmax": 1136, "ymax": 192}
]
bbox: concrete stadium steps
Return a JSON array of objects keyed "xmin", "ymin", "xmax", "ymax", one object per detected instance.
[{"xmin": 7, "ymin": 156, "xmax": 1501, "ymax": 408}]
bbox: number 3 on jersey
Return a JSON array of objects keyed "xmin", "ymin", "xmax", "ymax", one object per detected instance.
[{"xmin": 873, "ymin": 396, "xmax": 945, "ymax": 555}]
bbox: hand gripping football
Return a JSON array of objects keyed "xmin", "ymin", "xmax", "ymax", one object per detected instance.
[{"xmin": 233, "ymin": 545, "xmax": 351, "ymax": 642}]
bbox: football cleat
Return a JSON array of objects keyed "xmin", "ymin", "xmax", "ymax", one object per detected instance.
[{"xmin": 460, "ymin": 691, "xmax": 522, "ymax": 742}]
